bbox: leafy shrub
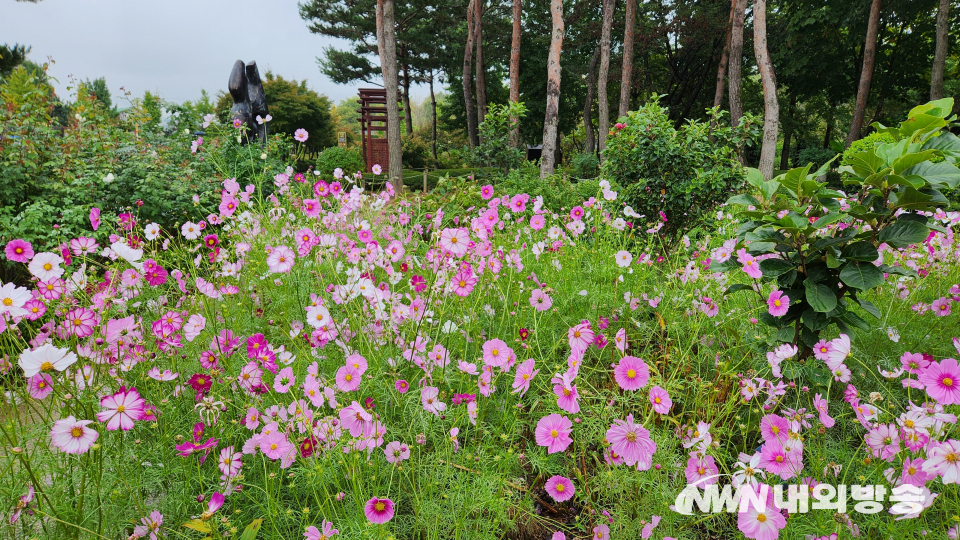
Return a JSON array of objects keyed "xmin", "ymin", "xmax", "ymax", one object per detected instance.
[
  {"xmin": 472, "ymin": 102, "xmax": 526, "ymax": 174},
  {"xmin": 795, "ymin": 146, "xmax": 837, "ymax": 171},
  {"xmin": 721, "ymin": 98, "xmax": 960, "ymax": 361},
  {"xmin": 571, "ymin": 152, "xmax": 599, "ymax": 179},
  {"xmin": 601, "ymin": 101, "xmax": 756, "ymax": 238},
  {"xmin": 313, "ymin": 146, "xmax": 364, "ymax": 177},
  {"xmin": 401, "ymin": 132, "xmax": 434, "ymax": 170}
]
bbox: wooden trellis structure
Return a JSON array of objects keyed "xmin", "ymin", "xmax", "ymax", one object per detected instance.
[{"xmin": 357, "ymin": 88, "xmax": 403, "ymax": 173}]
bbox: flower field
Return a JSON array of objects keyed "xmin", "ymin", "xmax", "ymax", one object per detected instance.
[{"xmin": 3, "ymin": 103, "xmax": 960, "ymax": 540}]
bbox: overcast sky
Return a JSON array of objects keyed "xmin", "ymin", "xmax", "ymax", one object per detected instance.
[{"xmin": 2, "ymin": 0, "xmax": 408, "ymax": 106}]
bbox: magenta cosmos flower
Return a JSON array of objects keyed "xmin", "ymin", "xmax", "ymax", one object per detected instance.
[
  {"xmin": 649, "ymin": 386, "xmax": 672, "ymax": 414},
  {"xmin": 480, "ymin": 184, "xmax": 494, "ymax": 200},
  {"xmin": 364, "ymin": 497, "xmax": 394, "ymax": 524},
  {"xmin": 5, "ymin": 239, "xmax": 34, "ymax": 263},
  {"xmin": 919, "ymin": 358, "xmax": 960, "ymax": 405},
  {"xmin": 544, "ymin": 475, "xmax": 575, "ymax": 502},
  {"xmin": 535, "ymin": 414, "xmax": 573, "ymax": 454},
  {"xmin": 614, "ymin": 356, "xmax": 650, "ymax": 391},
  {"xmin": 767, "ymin": 290, "xmax": 789, "ymax": 317},
  {"xmin": 50, "ymin": 416, "xmax": 99, "ymax": 454}
]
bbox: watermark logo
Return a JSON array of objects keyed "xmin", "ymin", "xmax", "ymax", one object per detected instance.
[{"xmin": 673, "ymin": 475, "xmax": 930, "ymax": 517}]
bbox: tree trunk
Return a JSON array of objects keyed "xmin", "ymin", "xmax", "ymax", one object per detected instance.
[
  {"xmin": 597, "ymin": 0, "xmax": 615, "ymax": 159},
  {"xmin": 713, "ymin": 0, "xmax": 735, "ymax": 111},
  {"xmin": 462, "ymin": 0, "xmax": 478, "ymax": 149},
  {"xmin": 584, "ymin": 45, "xmax": 601, "ymax": 157},
  {"xmin": 474, "ymin": 0, "xmax": 488, "ymax": 128},
  {"xmin": 618, "ymin": 0, "xmax": 636, "ymax": 117},
  {"xmin": 540, "ymin": 0, "xmax": 564, "ymax": 179},
  {"xmin": 780, "ymin": 96, "xmax": 796, "ymax": 170},
  {"xmin": 401, "ymin": 58, "xmax": 414, "ymax": 137},
  {"xmin": 823, "ymin": 115, "xmax": 833, "ymax": 149},
  {"xmin": 728, "ymin": 0, "xmax": 747, "ymax": 128},
  {"xmin": 430, "ymin": 70, "xmax": 438, "ymax": 161},
  {"xmin": 845, "ymin": 0, "xmax": 882, "ymax": 148},
  {"xmin": 753, "ymin": 0, "xmax": 778, "ymax": 180},
  {"xmin": 509, "ymin": 0, "xmax": 522, "ymax": 148},
  {"xmin": 931, "ymin": 0, "xmax": 949, "ymax": 100},
  {"xmin": 377, "ymin": 0, "xmax": 403, "ymax": 192}
]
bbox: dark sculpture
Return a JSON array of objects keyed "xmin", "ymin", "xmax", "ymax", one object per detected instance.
[{"xmin": 228, "ymin": 60, "xmax": 269, "ymax": 144}]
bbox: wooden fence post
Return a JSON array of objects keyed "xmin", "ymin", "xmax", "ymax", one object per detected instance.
[{"xmin": 423, "ymin": 169, "xmax": 428, "ymax": 193}]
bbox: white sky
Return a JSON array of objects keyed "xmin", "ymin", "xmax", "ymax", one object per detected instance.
[{"xmin": 1, "ymin": 0, "xmax": 420, "ymax": 106}]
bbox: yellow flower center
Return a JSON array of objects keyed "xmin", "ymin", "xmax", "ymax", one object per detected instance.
[
  {"xmin": 375, "ymin": 502, "xmax": 386, "ymax": 512},
  {"xmin": 655, "ymin": 397, "xmax": 661, "ymax": 404},
  {"xmin": 40, "ymin": 361, "xmax": 54, "ymax": 371},
  {"xmin": 944, "ymin": 378, "xmax": 954, "ymax": 387},
  {"xmin": 345, "ymin": 374, "xmax": 352, "ymax": 382},
  {"xmin": 757, "ymin": 514, "xmax": 767, "ymax": 523},
  {"xmin": 774, "ymin": 300, "xmax": 781, "ymax": 307},
  {"xmin": 117, "ymin": 405, "xmax": 125, "ymax": 413},
  {"xmin": 43, "ymin": 263, "xmax": 52, "ymax": 271},
  {"xmin": 626, "ymin": 432, "xmax": 637, "ymax": 442},
  {"xmin": 556, "ymin": 484, "xmax": 565, "ymax": 492},
  {"xmin": 70, "ymin": 427, "xmax": 83, "ymax": 438},
  {"xmin": 627, "ymin": 369, "xmax": 636, "ymax": 379},
  {"xmin": 550, "ymin": 430, "xmax": 559, "ymax": 438},
  {"xmin": 2, "ymin": 298, "xmax": 11, "ymax": 306}
]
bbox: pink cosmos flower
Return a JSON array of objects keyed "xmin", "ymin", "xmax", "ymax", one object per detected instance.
[
  {"xmin": 918, "ymin": 358, "xmax": 960, "ymax": 405},
  {"xmin": 421, "ymin": 386, "xmax": 447, "ymax": 416},
  {"xmin": 480, "ymin": 185, "xmax": 494, "ymax": 200},
  {"xmin": 824, "ymin": 334, "xmax": 851, "ymax": 370},
  {"xmin": 274, "ymin": 367, "xmax": 296, "ymax": 393},
  {"xmin": 512, "ymin": 359, "xmax": 539, "ymax": 396},
  {"xmin": 570, "ymin": 206, "xmax": 584, "ymax": 220},
  {"xmin": 813, "ymin": 393, "xmax": 835, "ymax": 428},
  {"xmin": 552, "ymin": 373, "xmax": 580, "ymax": 414},
  {"xmin": 97, "ymin": 387, "xmax": 146, "ymax": 431},
  {"xmin": 568, "ymin": 322, "xmax": 594, "ymax": 356},
  {"xmin": 901, "ymin": 351, "xmax": 930, "ymax": 375},
  {"xmin": 759, "ymin": 414, "xmax": 790, "ymax": 444},
  {"xmin": 767, "ymin": 290, "xmax": 789, "ymax": 317},
  {"xmin": 530, "ymin": 288, "xmax": 553, "ymax": 311},
  {"xmin": 592, "ymin": 524, "xmax": 610, "ymax": 540},
  {"xmin": 267, "ymin": 245, "xmax": 295, "ymax": 274},
  {"xmin": 737, "ymin": 485, "xmax": 786, "ymax": 540},
  {"xmin": 932, "ymin": 297, "xmax": 952, "ymax": 317},
  {"xmin": 641, "ymin": 516, "xmax": 662, "ymax": 539},
  {"xmin": 451, "ymin": 270, "xmax": 477, "ymax": 297},
  {"xmin": 260, "ymin": 431, "xmax": 293, "ymax": 460},
  {"xmin": 364, "ymin": 497, "xmax": 394, "ymax": 524},
  {"xmin": 482, "ymin": 338, "xmax": 513, "ymax": 368},
  {"xmin": 614, "ymin": 356, "xmax": 650, "ymax": 391},
  {"xmin": 901, "ymin": 457, "xmax": 932, "ymax": 487},
  {"xmin": 335, "ymin": 365, "xmax": 361, "ymax": 392},
  {"xmin": 739, "ymin": 255, "xmax": 763, "ymax": 279},
  {"xmin": 89, "ymin": 207, "xmax": 101, "ymax": 230},
  {"xmin": 304, "ymin": 520, "xmax": 339, "ymax": 540},
  {"xmin": 922, "ymin": 439, "xmax": 960, "ymax": 484},
  {"xmin": 439, "ymin": 228, "xmax": 470, "ymax": 257},
  {"xmin": 200, "ymin": 492, "xmax": 225, "ymax": 520},
  {"xmin": 685, "ymin": 454, "xmax": 719, "ymax": 486},
  {"xmin": 63, "ymin": 307, "xmax": 97, "ymax": 338},
  {"xmin": 50, "ymin": 416, "xmax": 98, "ymax": 454},
  {"xmin": 28, "ymin": 373, "xmax": 54, "ymax": 400},
  {"xmin": 758, "ymin": 441, "xmax": 799, "ymax": 480},
  {"xmin": 133, "ymin": 510, "xmax": 163, "ymax": 540},
  {"xmin": 294, "ymin": 129, "xmax": 309, "ymax": 142},
  {"xmin": 395, "ymin": 379, "xmax": 409, "ymax": 394},
  {"xmin": 5, "ymin": 239, "xmax": 34, "ymax": 262},
  {"xmin": 649, "ymin": 386, "xmax": 672, "ymax": 414},
  {"xmin": 530, "ymin": 214, "xmax": 545, "ymax": 230},
  {"xmin": 865, "ymin": 423, "xmax": 900, "ymax": 461},
  {"xmin": 238, "ymin": 362, "xmax": 263, "ymax": 392},
  {"xmin": 614, "ymin": 328, "xmax": 627, "ymax": 353},
  {"xmin": 544, "ymin": 475, "xmax": 575, "ymax": 502},
  {"xmin": 384, "ymin": 441, "xmax": 411, "ymax": 463},
  {"xmin": 535, "ymin": 414, "xmax": 573, "ymax": 454},
  {"xmin": 339, "ymin": 401, "xmax": 372, "ymax": 437},
  {"xmin": 605, "ymin": 415, "xmax": 656, "ymax": 470},
  {"xmin": 218, "ymin": 446, "xmax": 242, "ymax": 477}
]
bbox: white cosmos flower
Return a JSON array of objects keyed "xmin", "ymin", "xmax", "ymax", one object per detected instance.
[
  {"xmin": 18, "ymin": 343, "xmax": 78, "ymax": 378},
  {"xmin": 0, "ymin": 282, "xmax": 31, "ymax": 318},
  {"xmin": 145, "ymin": 223, "xmax": 161, "ymax": 240},
  {"xmin": 28, "ymin": 252, "xmax": 65, "ymax": 281}
]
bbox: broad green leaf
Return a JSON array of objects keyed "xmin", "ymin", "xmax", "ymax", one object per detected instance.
[
  {"xmin": 890, "ymin": 187, "xmax": 948, "ymax": 211},
  {"xmin": 904, "ymin": 161, "xmax": 960, "ymax": 189},
  {"xmin": 812, "ymin": 213, "xmax": 843, "ymax": 229},
  {"xmin": 184, "ymin": 520, "xmax": 212, "ymax": 533},
  {"xmin": 826, "ymin": 250, "xmax": 841, "ymax": 269},
  {"xmin": 840, "ymin": 311, "xmax": 872, "ymax": 331},
  {"xmin": 877, "ymin": 219, "xmax": 929, "ymax": 248},
  {"xmin": 856, "ymin": 297, "xmax": 881, "ymax": 320},
  {"xmin": 892, "ymin": 150, "xmax": 939, "ymax": 175},
  {"xmin": 923, "ymin": 132, "xmax": 960, "ymax": 162},
  {"xmin": 760, "ymin": 258, "xmax": 795, "ymax": 277},
  {"xmin": 239, "ymin": 519, "xmax": 263, "ymax": 540},
  {"xmin": 811, "ymin": 154, "xmax": 839, "ymax": 178},
  {"xmin": 811, "ymin": 235, "xmax": 854, "ymax": 250},
  {"xmin": 841, "ymin": 241, "xmax": 879, "ymax": 261},
  {"xmin": 760, "ymin": 180, "xmax": 780, "ymax": 202},
  {"xmin": 745, "ymin": 227, "xmax": 787, "ymax": 242},
  {"xmin": 804, "ymin": 281, "xmax": 837, "ymax": 313},
  {"xmin": 886, "ymin": 173, "xmax": 925, "ymax": 190},
  {"xmin": 779, "ymin": 164, "xmax": 812, "ymax": 198},
  {"xmin": 745, "ymin": 167, "xmax": 765, "ymax": 188},
  {"xmin": 727, "ymin": 193, "xmax": 759, "ymax": 206},
  {"xmin": 899, "ymin": 113, "xmax": 946, "ymax": 140},
  {"xmin": 724, "ymin": 284, "xmax": 754, "ymax": 296},
  {"xmin": 839, "ymin": 261, "xmax": 885, "ymax": 290}
]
